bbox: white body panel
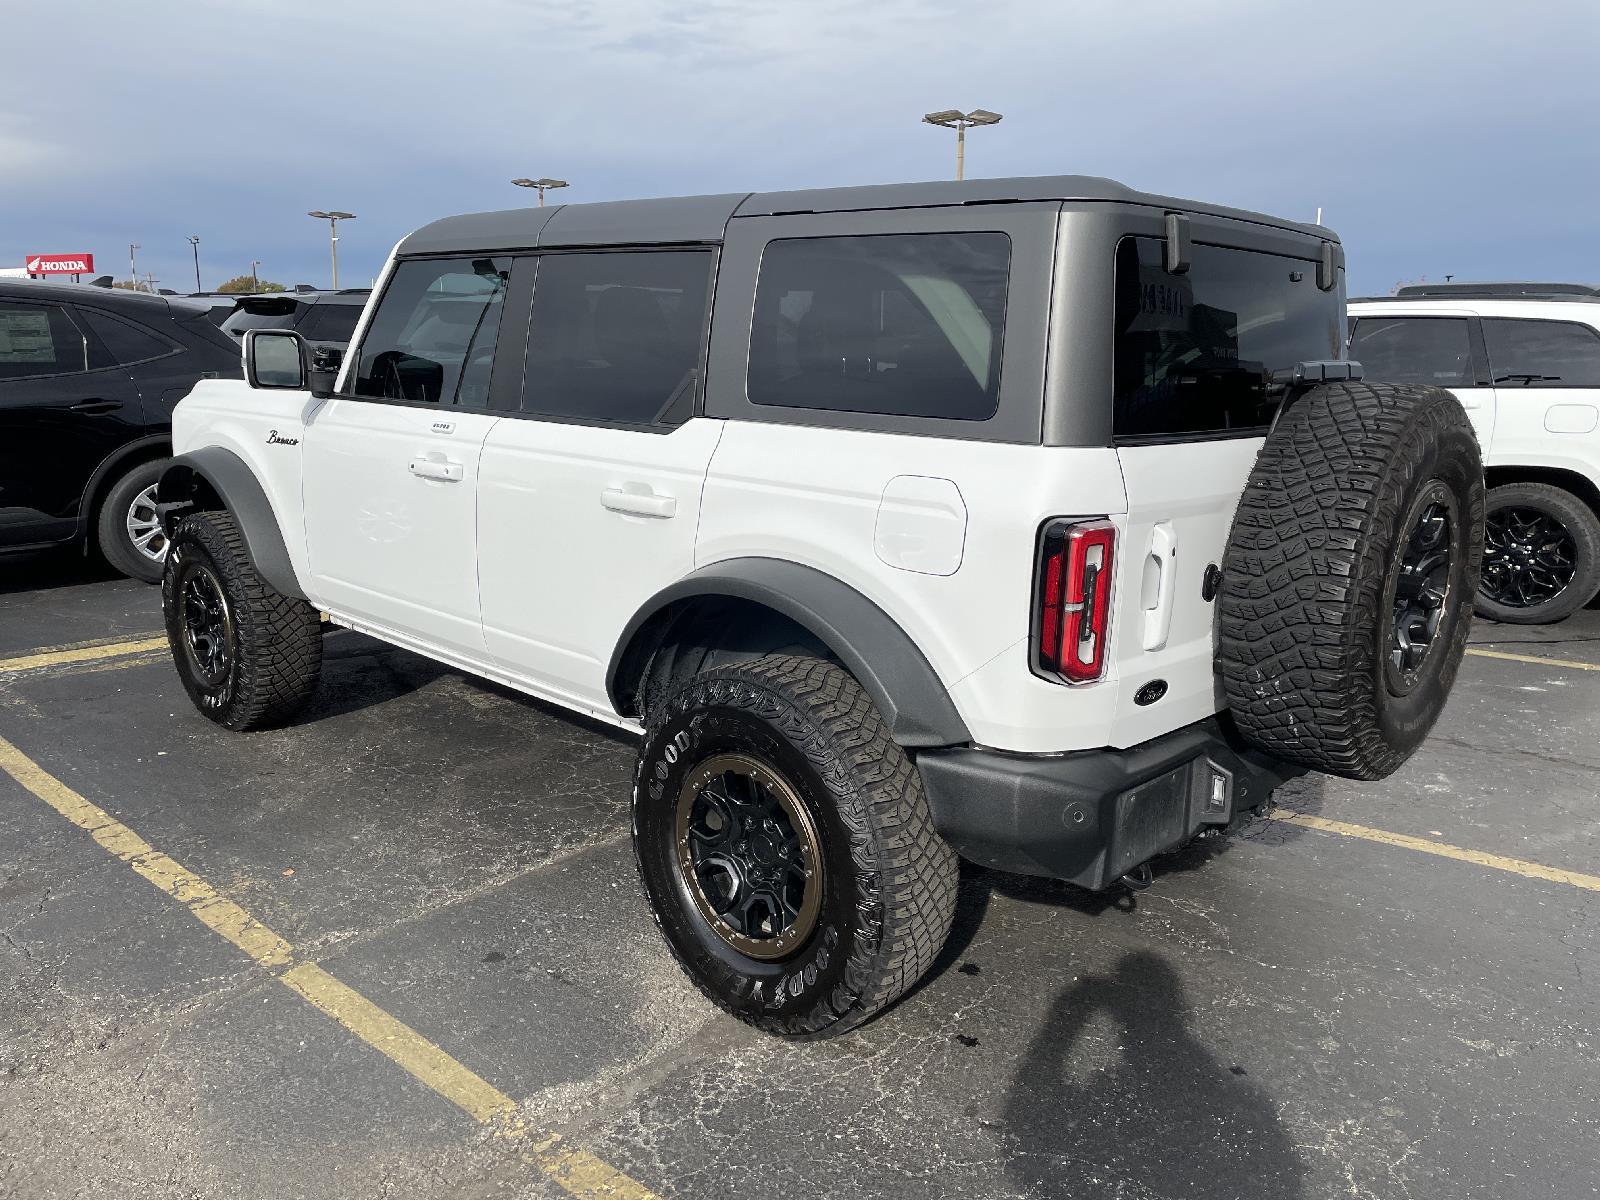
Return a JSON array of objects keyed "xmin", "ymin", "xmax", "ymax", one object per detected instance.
[
  {"xmin": 302, "ymin": 398, "xmax": 499, "ymax": 663},
  {"xmin": 477, "ymin": 417, "xmax": 725, "ymax": 710},
  {"xmin": 696, "ymin": 421, "xmax": 1132, "ymax": 753}
]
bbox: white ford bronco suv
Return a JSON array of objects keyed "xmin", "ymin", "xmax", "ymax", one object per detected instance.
[
  {"xmin": 1350, "ymin": 283, "xmax": 1600, "ymax": 623},
  {"xmin": 156, "ymin": 177, "xmax": 1484, "ymax": 1036}
]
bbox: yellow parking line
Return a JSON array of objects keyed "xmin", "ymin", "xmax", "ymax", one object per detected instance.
[
  {"xmin": 1269, "ymin": 810, "xmax": 1600, "ymax": 893},
  {"xmin": 0, "ymin": 635, "xmax": 168, "ymax": 674},
  {"xmin": 0, "ymin": 733, "xmax": 660, "ymax": 1199},
  {"xmin": 1466, "ymin": 647, "xmax": 1600, "ymax": 673}
]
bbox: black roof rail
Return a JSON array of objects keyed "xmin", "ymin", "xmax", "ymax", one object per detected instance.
[{"xmin": 1389, "ymin": 281, "xmax": 1600, "ymax": 300}]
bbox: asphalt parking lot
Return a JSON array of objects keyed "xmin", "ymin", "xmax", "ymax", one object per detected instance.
[{"xmin": 2, "ymin": 551, "xmax": 1598, "ymax": 1200}]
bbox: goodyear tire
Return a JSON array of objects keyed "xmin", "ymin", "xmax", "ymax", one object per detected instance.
[
  {"xmin": 633, "ymin": 654, "xmax": 958, "ymax": 1038},
  {"xmin": 163, "ymin": 510, "xmax": 323, "ymax": 731},
  {"xmin": 1218, "ymin": 381, "xmax": 1484, "ymax": 780}
]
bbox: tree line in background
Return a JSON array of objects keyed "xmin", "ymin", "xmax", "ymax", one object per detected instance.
[{"xmin": 109, "ymin": 275, "xmax": 287, "ymax": 294}]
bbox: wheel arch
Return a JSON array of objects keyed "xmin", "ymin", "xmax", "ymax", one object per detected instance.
[
  {"xmin": 607, "ymin": 558, "xmax": 972, "ymax": 749},
  {"xmin": 77, "ymin": 434, "xmax": 172, "ymax": 537},
  {"xmin": 157, "ymin": 447, "xmax": 306, "ymax": 599},
  {"xmin": 1483, "ymin": 465, "xmax": 1600, "ymax": 519}
]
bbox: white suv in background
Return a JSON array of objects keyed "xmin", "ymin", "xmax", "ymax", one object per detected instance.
[{"xmin": 1350, "ymin": 284, "xmax": 1600, "ymax": 623}]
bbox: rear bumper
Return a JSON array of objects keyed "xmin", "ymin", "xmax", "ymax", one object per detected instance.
[{"xmin": 915, "ymin": 718, "xmax": 1302, "ymax": 890}]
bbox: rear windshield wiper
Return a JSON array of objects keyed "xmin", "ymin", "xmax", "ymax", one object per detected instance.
[{"xmin": 1494, "ymin": 373, "xmax": 1562, "ymax": 385}]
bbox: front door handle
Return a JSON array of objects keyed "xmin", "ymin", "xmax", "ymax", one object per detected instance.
[
  {"xmin": 70, "ymin": 399, "xmax": 121, "ymax": 415},
  {"xmin": 409, "ymin": 455, "xmax": 463, "ymax": 482},
  {"xmin": 601, "ymin": 487, "xmax": 677, "ymax": 519}
]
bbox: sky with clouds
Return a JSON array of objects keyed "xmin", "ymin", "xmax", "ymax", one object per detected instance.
[{"xmin": 3, "ymin": 0, "xmax": 1596, "ymax": 295}]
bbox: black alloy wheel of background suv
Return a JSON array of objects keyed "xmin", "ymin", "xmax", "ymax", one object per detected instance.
[{"xmin": 0, "ymin": 280, "xmax": 243, "ymax": 582}]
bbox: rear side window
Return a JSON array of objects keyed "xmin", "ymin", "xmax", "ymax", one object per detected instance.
[
  {"xmin": 351, "ymin": 257, "xmax": 511, "ymax": 408},
  {"xmin": 1113, "ymin": 238, "xmax": 1344, "ymax": 439},
  {"xmin": 1482, "ymin": 318, "xmax": 1600, "ymax": 387},
  {"xmin": 0, "ymin": 301, "xmax": 87, "ymax": 380},
  {"xmin": 78, "ymin": 308, "xmax": 177, "ymax": 366},
  {"xmin": 296, "ymin": 303, "xmax": 362, "ymax": 344},
  {"xmin": 1348, "ymin": 317, "xmax": 1474, "ymax": 387},
  {"xmin": 748, "ymin": 233, "xmax": 1010, "ymax": 421},
  {"xmin": 521, "ymin": 250, "xmax": 713, "ymax": 425}
]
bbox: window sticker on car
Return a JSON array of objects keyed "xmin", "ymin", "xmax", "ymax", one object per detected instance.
[{"xmin": 0, "ymin": 310, "xmax": 56, "ymax": 362}]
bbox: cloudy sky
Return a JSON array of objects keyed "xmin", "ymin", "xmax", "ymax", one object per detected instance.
[{"xmin": 3, "ymin": 1, "xmax": 1596, "ymax": 295}]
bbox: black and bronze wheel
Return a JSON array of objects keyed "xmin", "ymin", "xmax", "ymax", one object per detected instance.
[
  {"xmin": 163, "ymin": 510, "xmax": 323, "ymax": 730},
  {"xmin": 634, "ymin": 654, "xmax": 957, "ymax": 1038},
  {"xmin": 1476, "ymin": 483, "xmax": 1600, "ymax": 625}
]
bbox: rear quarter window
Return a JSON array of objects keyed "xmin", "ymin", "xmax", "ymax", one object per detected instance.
[
  {"xmin": 1348, "ymin": 317, "xmax": 1475, "ymax": 388},
  {"xmin": 747, "ymin": 232, "xmax": 1010, "ymax": 422}
]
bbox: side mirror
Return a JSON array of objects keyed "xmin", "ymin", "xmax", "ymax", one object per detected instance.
[
  {"xmin": 307, "ymin": 345, "xmax": 344, "ymax": 399},
  {"xmin": 243, "ymin": 329, "xmax": 307, "ymax": 390}
]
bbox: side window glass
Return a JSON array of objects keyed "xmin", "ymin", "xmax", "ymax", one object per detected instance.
[
  {"xmin": 1482, "ymin": 319, "xmax": 1600, "ymax": 387},
  {"xmin": 0, "ymin": 302, "xmax": 88, "ymax": 381},
  {"xmin": 749, "ymin": 233, "xmax": 1010, "ymax": 421},
  {"xmin": 78, "ymin": 308, "xmax": 177, "ymax": 366},
  {"xmin": 351, "ymin": 257, "xmax": 511, "ymax": 407},
  {"xmin": 522, "ymin": 250, "xmax": 713, "ymax": 425},
  {"xmin": 1348, "ymin": 317, "xmax": 1473, "ymax": 387}
]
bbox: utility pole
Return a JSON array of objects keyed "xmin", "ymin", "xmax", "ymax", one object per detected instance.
[
  {"xmin": 921, "ymin": 109, "xmax": 1003, "ymax": 180},
  {"xmin": 307, "ymin": 211, "xmax": 356, "ymax": 288},
  {"xmin": 250, "ymin": 260, "xmax": 261, "ymax": 291},
  {"xmin": 128, "ymin": 243, "xmax": 141, "ymax": 289},
  {"xmin": 512, "ymin": 177, "xmax": 569, "ymax": 207},
  {"xmin": 187, "ymin": 236, "xmax": 202, "ymax": 292}
]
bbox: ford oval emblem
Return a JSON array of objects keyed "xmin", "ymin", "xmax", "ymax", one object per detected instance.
[{"xmin": 1134, "ymin": 679, "xmax": 1168, "ymax": 706}]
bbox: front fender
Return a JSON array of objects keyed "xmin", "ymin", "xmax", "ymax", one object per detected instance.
[{"xmin": 157, "ymin": 447, "xmax": 306, "ymax": 600}]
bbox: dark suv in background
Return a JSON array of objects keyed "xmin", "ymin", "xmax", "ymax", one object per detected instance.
[
  {"xmin": 218, "ymin": 289, "xmax": 369, "ymax": 354},
  {"xmin": 0, "ymin": 280, "xmax": 242, "ymax": 582}
]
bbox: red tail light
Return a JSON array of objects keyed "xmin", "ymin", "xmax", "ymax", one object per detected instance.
[{"xmin": 1034, "ymin": 519, "xmax": 1116, "ymax": 684}]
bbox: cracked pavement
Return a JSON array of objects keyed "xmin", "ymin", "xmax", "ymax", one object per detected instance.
[{"xmin": 2, "ymin": 550, "xmax": 1599, "ymax": 1199}]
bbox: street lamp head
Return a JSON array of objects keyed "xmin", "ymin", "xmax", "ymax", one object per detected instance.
[
  {"xmin": 923, "ymin": 108, "xmax": 1003, "ymax": 129},
  {"xmin": 965, "ymin": 109, "xmax": 1003, "ymax": 126},
  {"xmin": 922, "ymin": 109, "xmax": 966, "ymax": 128},
  {"xmin": 308, "ymin": 210, "xmax": 356, "ymax": 220},
  {"xmin": 513, "ymin": 178, "xmax": 568, "ymax": 190}
]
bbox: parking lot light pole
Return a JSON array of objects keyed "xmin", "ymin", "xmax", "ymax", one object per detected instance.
[
  {"xmin": 307, "ymin": 211, "xmax": 356, "ymax": 289},
  {"xmin": 128, "ymin": 243, "xmax": 140, "ymax": 289},
  {"xmin": 921, "ymin": 108, "xmax": 1003, "ymax": 180},
  {"xmin": 187, "ymin": 236, "xmax": 201, "ymax": 292},
  {"xmin": 512, "ymin": 177, "xmax": 569, "ymax": 207},
  {"xmin": 250, "ymin": 260, "xmax": 261, "ymax": 291}
]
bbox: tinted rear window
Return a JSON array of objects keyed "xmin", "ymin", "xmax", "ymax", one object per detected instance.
[
  {"xmin": 1482, "ymin": 318, "xmax": 1600, "ymax": 387},
  {"xmin": 748, "ymin": 232, "xmax": 1010, "ymax": 421},
  {"xmin": 220, "ymin": 307, "xmax": 299, "ymax": 338},
  {"xmin": 1348, "ymin": 317, "xmax": 1474, "ymax": 387},
  {"xmin": 78, "ymin": 308, "xmax": 178, "ymax": 366},
  {"xmin": 297, "ymin": 303, "xmax": 362, "ymax": 344},
  {"xmin": 1113, "ymin": 238, "xmax": 1344, "ymax": 439}
]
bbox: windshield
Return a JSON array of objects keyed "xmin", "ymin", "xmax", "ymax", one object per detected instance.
[{"xmin": 1113, "ymin": 237, "xmax": 1344, "ymax": 439}]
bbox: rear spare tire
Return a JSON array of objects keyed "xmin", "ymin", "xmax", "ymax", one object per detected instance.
[{"xmin": 1217, "ymin": 381, "xmax": 1484, "ymax": 780}]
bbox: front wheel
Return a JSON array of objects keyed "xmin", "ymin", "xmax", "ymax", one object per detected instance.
[
  {"xmin": 1475, "ymin": 483, "xmax": 1600, "ymax": 625},
  {"xmin": 633, "ymin": 654, "xmax": 957, "ymax": 1038},
  {"xmin": 163, "ymin": 510, "xmax": 323, "ymax": 730}
]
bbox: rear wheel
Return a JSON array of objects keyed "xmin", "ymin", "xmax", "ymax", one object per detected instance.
[
  {"xmin": 1218, "ymin": 381, "xmax": 1484, "ymax": 780},
  {"xmin": 163, "ymin": 510, "xmax": 322, "ymax": 730},
  {"xmin": 633, "ymin": 654, "xmax": 957, "ymax": 1038},
  {"xmin": 1475, "ymin": 483, "xmax": 1600, "ymax": 625},
  {"xmin": 96, "ymin": 459, "xmax": 169, "ymax": 583}
]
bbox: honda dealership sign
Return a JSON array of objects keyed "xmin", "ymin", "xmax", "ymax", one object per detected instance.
[{"xmin": 25, "ymin": 253, "xmax": 95, "ymax": 275}]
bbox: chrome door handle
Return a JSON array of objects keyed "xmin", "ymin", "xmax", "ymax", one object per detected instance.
[
  {"xmin": 601, "ymin": 487, "xmax": 677, "ymax": 519},
  {"xmin": 409, "ymin": 456, "xmax": 463, "ymax": 482}
]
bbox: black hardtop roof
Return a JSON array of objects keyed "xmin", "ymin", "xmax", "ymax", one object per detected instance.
[
  {"xmin": 397, "ymin": 175, "xmax": 1335, "ymax": 256},
  {"xmin": 0, "ymin": 278, "xmax": 213, "ymax": 317}
]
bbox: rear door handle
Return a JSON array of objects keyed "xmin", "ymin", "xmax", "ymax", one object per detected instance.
[
  {"xmin": 601, "ymin": 487, "xmax": 677, "ymax": 519},
  {"xmin": 409, "ymin": 456, "xmax": 463, "ymax": 482},
  {"xmin": 1142, "ymin": 522, "xmax": 1177, "ymax": 651},
  {"xmin": 70, "ymin": 399, "xmax": 121, "ymax": 415}
]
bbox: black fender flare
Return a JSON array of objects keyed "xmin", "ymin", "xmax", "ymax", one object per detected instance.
[
  {"xmin": 607, "ymin": 558, "xmax": 972, "ymax": 749},
  {"xmin": 156, "ymin": 447, "xmax": 306, "ymax": 600}
]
